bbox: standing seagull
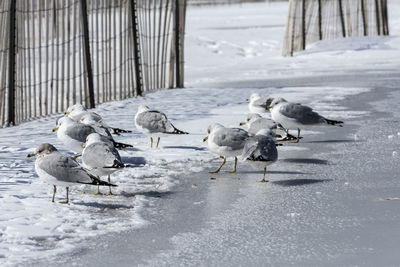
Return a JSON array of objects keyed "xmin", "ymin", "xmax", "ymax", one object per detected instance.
[
  {"xmin": 247, "ymin": 93, "xmax": 275, "ymax": 114},
  {"xmin": 135, "ymin": 104, "xmax": 188, "ymax": 148},
  {"xmin": 82, "ymin": 133, "xmax": 126, "ymax": 195},
  {"xmin": 241, "ymin": 129, "xmax": 278, "ymax": 183},
  {"xmin": 203, "ymin": 123, "xmax": 250, "ymax": 174},
  {"xmin": 27, "ymin": 143, "xmax": 116, "ymax": 204},
  {"xmin": 65, "ymin": 104, "xmax": 131, "ymax": 135},
  {"xmin": 239, "ymin": 113, "xmax": 298, "ymax": 141},
  {"xmin": 268, "ymin": 98, "xmax": 343, "ymax": 142}
]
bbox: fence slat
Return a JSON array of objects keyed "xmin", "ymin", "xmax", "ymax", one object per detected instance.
[{"xmin": 7, "ymin": 0, "xmax": 17, "ymax": 126}]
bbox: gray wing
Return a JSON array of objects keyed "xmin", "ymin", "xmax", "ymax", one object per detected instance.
[
  {"xmin": 240, "ymin": 137, "xmax": 259, "ymax": 160},
  {"xmin": 253, "ymin": 96, "xmax": 274, "ymax": 108},
  {"xmin": 279, "ymin": 103, "xmax": 324, "ymax": 125},
  {"xmin": 248, "ymin": 118, "xmax": 277, "ymax": 134},
  {"xmin": 257, "ymin": 136, "xmax": 278, "ymax": 161},
  {"xmin": 136, "ymin": 110, "xmax": 174, "ymax": 133},
  {"xmin": 65, "ymin": 124, "xmax": 96, "ymax": 142},
  {"xmin": 38, "ymin": 152, "xmax": 93, "ymax": 183},
  {"xmin": 213, "ymin": 128, "xmax": 249, "ymax": 150},
  {"xmin": 82, "ymin": 143, "xmax": 122, "ymax": 168}
]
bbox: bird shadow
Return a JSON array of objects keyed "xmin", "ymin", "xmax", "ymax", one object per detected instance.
[
  {"xmin": 281, "ymin": 158, "xmax": 328, "ymax": 165},
  {"xmin": 121, "ymin": 156, "xmax": 147, "ymax": 166},
  {"xmin": 239, "ymin": 170, "xmax": 312, "ymax": 175},
  {"xmin": 162, "ymin": 145, "xmax": 207, "ymax": 151},
  {"xmin": 73, "ymin": 201, "xmax": 134, "ymax": 210},
  {"xmin": 119, "ymin": 190, "xmax": 174, "ymax": 199},
  {"xmin": 304, "ymin": 139, "xmax": 364, "ymax": 144},
  {"xmin": 121, "ymin": 146, "xmax": 142, "ymax": 152},
  {"xmin": 272, "ymin": 178, "xmax": 332, "ymax": 187}
]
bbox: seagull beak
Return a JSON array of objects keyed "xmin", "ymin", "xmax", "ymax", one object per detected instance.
[
  {"xmin": 203, "ymin": 136, "xmax": 209, "ymax": 142},
  {"xmin": 265, "ymin": 106, "xmax": 272, "ymax": 110},
  {"xmin": 64, "ymin": 111, "xmax": 70, "ymax": 115},
  {"xmin": 246, "ymin": 98, "xmax": 250, "ymax": 101},
  {"xmin": 52, "ymin": 127, "xmax": 59, "ymax": 132},
  {"xmin": 239, "ymin": 122, "xmax": 246, "ymax": 126},
  {"xmin": 82, "ymin": 142, "xmax": 86, "ymax": 148},
  {"xmin": 27, "ymin": 153, "xmax": 36, "ymax": 158},
  {"xmin": 77, "ymin": 120, "xmax": 82, "ymax": 123}
]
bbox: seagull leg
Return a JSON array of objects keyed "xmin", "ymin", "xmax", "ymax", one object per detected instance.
[
  {"xmin": 257, "ymin": 167, "xmax": 269, "ymax": 183},
  {"xmin": 209, "ymin": 156, "xmax": 226, "ymax": 174},
  {"xmin": 59, "ymin": 187, "xmax": 69, "ymax": 204},
  {"xmin": 72, "ymin": 154, "xmax": 81, "ymax": 159},
  {"xmin": 295, "ymin": 129, "xmax": 301, "ymax": 143},
  {"xmin": 156, "ymin": 137, "xmax": 160, "ymax": 148},
  {"xmin": 52, "ymin": 185, "xmax": 56, "ymax": 202},
  {"xmin": 92, "ymin": 184, "xmax": 102, "ymax": 195},
  {"xmin": 106, "ymin": 175, "xmax": 113, "ymax": 195},
  {"xmin": 150, "ymin": 137, "xmax": 153, "ymax": 148},
  {"xmin": 227, "ymin": 157, "xmax": 238, "ymax": 173}
]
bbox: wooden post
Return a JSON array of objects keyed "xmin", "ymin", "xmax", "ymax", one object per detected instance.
[
  {"xmin": 129, "ymin": 0, "xmax": 143, "ymax": 96},
  {"xmin": 338, "ymin": 0, "xmax": 346, "ymax": 38},
  {"xmin": 382, "ymin": 0, "xmax": 389, "ymax": 35},
  {"xmin": 375, "ymin": 0, "xmax": 381, "ymax": 35},
  {"xmin": 174, "ymin": 0, "xmax": 184, "ymax": 88},
  {"xmin": 301, "ymin": 0, "xmax": 306, "ymax": 50},
  {"xmin": 7, "ymin": 0, "xmax": 17, "ymax": 126},
  {"xmin": 79, "ymin": 0, "xmax": 95, "ymax": 108},
  {"xmin": 318, "ymin": 0, "xmax": 322, "ymax": 40},
  {"xmin": 360, "ymin": 0, "xmax": 367, "ymax": 36}
]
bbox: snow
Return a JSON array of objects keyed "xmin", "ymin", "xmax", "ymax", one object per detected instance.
[{"xmin": 1, "ymin": 0, "xmax": 400, "ymax": 265}]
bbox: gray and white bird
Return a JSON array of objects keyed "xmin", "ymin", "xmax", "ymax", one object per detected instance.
[
  {"xmin": 268, "ymin": 98, "xmax": 344, "ymax": 142},
  {"xmin": 135, "ymin": 104, "xmax": 188, "ymax": 148},
  {"xmin": 239, "ymin": 113, "xmax": 298, "ymax": 141},
  {"xmin": 27, "ymin": 143, "xmax": 116, "ymax": 204},
  {"xmin": 65, "ymin": 104, "xmax": 131, "ymax": 135},
  {"xmin": 79, "ymin": 113, "xmax": 133, "ymax": 149},
  {"xmin": 203, "ymin": 123, "xmax": 250, "ymax": 174},
  {"xmin": 240, "ymin": 129, "xmax": 278, "ymax": 183},
  {"xmin": 247, "ymin": 93, "xmax": 275, "ymax": 114},
  {"xmin": 82, "ymin": 133, "xmax": 126, "ymax": 195}
]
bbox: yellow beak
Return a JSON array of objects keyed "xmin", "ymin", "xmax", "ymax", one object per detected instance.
[
  {"xmin": 265, "ymin": 106, "xmax": 272, "ymax": 110},
  {"xmin": 246, "ymin": 98, "xmax": 250, "ymax": 101},
  {"xmin": 27, "ymin": 153, "xmax": 36, "ymax": 158},
  {"xmin": 203, "ymin": 136, "xmax": 209, "ymax": 142},
  {"xmin": 77, "ymin": 120, "xmax": 82, "ymax": 123},
  {"xmin": 239, "ymin": 122, "xmax": 246, "ymax": 126},
  {"xmin": 64, "ymin": 111, "xmax": 70, "ymax": 115},
  {"xmin": 52, "ymin": 127, "xmax": 59, "ymax": 132},
  {"xmin": 82, "ymin": 142, "xmax": 86, "ymax": 148}
]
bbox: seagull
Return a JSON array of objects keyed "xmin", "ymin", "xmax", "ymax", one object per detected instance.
[
  {"xmin": 247, "ymin": 93, "xmax": 275, "ymax": 114},
  {"xmin": 268, "ymin": 98, "xmax": 344, "ymax": 142},
  {"xmin": 54, "ymin": 116, "xmax": 132, "ymax": 153},
  {"xmin": 79, "ymin": 113, "xmax": 133, "ymax": 149},
  {"xmin": 53, "ymin": 116, "xmax": 96, "ymax": 153},
  {"xmin": 65, "ymin": 104, "xmax": 131, "ymax": 135},
  {"xmin": 27, "ymin": 143, "xmax": 116, "ymax": 204},
  {"xmin": 135, "ymin": 104, "xmax": 188, "ymax": 148},
  {"xmin": 82, "ymin": 133, "xmax": 127, "ymax": 195},
  {"xmin": 240, "ymin": 129, "xmax": 278, "ymax": 182},
  {"xmin": 203, "ymin": 123, "xmax": 250, "ymax": 174},
  {"xmin": 239, "ymin": 113, "xmax": 298, "ymax": 141}
]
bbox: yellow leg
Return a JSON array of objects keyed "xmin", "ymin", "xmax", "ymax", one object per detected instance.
[
  {"xmin": 209, "ymin": 156, "xmax": 226, "ymax": 174},
  {"xmin": 150, "ymin": 137, "xmax": 153, "ymax": 148},
  {"xmin": 227, "ymin": 157, "xmax": 238, "ymax": 173},
  {"xmin": 156, "ymin": 137, "xmax": 160, "ymax": 148},
  {"xmin": 92, "ymin": 185, "xmax": 102, "ymax": 195},
  {"xmin": 59, "ymin": 187, "xmax": 69, "ymax": 204},
  {"xmin": 257, "ymin": 167, "xmax": 269, "ymax": 183},
  {"xmin": 291, "ymin": 129, "xmax": 301, "ymax": 143},
  {"xmin": 106, "ymin": 175, "xmax": 113, "ymax": 195},
  {"xmin": 52, "ymin": 185, "xmax": 56, "ymax": 202}
]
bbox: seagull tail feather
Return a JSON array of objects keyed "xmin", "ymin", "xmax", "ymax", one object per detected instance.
[{"xmin": 326, "ymin": 119, "xmax": 344, "ymax": 127}]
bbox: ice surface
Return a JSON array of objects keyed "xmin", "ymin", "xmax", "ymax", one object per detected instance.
[{"xmin": 1, "ymin": 0, "xmax": 400, "ymax": 265}]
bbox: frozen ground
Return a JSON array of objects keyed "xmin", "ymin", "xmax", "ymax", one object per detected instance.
[{"xmin": 1, "ymin": 1, "xmax": 400, "ymax": 266}]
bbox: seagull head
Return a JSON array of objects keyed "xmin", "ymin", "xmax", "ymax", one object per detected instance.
[
  {"xmin": 240, "ymin": 113, "xmax": 261, "ymax": 126},
  {"xmin": 27, "ymin": 143, "xmax": 58, "ymax": 158},
  {"xmin": 65, "ymin": 104, "xmax": 86, "ymax": 115},
  {"xmin": 247, "ymin": 93, "xmax": 260, "ymax": 102},
  {"xmin": 53, "ymin": 116, "xmax": 74, "ymax": 132},
  {"xmin": 83, "ymin": 133, "xmax": 103, "ymax": 148},
  {"xmin": 137, "ymin": 104, "xmax": 150, "ymax": 114},
  {"xmin": 203, "ymin": 123, "xmax": 224, "ymax": 142},
  {"xmin": 79, "ymin": 113, "xmax": 97, "ymax": 125},
  {"xmin": 267, "ymin": 97, "xmax": 287, "ymax": 110}
]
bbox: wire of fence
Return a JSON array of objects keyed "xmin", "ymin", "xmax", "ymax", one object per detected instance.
[
  {"xmin": 0, "ymin": 0, "xmax": 186, "ymax": 127},
  {"xmin": 282, "ymin": 0, "xmax": 389, "ymax": 56}
]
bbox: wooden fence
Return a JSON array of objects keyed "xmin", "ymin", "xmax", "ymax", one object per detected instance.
[
  {"xmin": 0, "ymin": 0, "xmax": 186, "ymax": 127},
  {"xmin": 283, "ymin": 0, "xmax": 389, "ymax": 56}
]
